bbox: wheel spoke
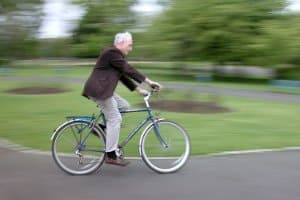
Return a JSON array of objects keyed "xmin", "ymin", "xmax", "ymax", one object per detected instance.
[
  {"xmin": 52, "ymin": 120, "xmax": 106, "ymax": 175},
  {"xmin": 70, "ymin": 125, "xmax": 81, "ymax": 143}
]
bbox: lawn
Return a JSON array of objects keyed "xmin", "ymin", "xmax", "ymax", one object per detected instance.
[
  {"xmin": 0, "ymin": 78, "xmax": 299, "ymax": 156},
  {"xmin": 2, "ymin": 60, "xmax": 300, "ymax": 94}
]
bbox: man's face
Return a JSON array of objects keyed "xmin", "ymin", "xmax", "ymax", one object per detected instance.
[{"xmin": 120, "ymin": 38, "xmax": 133, "ymax": 55}]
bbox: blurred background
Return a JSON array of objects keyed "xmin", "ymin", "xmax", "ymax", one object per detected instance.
[
  {"xmin": 0, "ymin": 0, "xmax": 299, "ymax": 67},
  {"xmin": 0, "ymin": 0, "xmax": 300, "ymax": 154},
  {"xmin": 0, "ymin": 0, "xmax": 300, "ymax": 82}
]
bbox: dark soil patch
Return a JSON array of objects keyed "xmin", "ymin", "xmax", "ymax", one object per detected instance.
[
  {"xmin": 6, "ymin": 86, "xmax": 69, "ymax": 95},
  {"xmin": 140, "ymin": 100, "xmax": 232, "ymax": 114}
]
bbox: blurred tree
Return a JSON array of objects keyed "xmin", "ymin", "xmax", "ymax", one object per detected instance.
[
  {"xmin": 71, "ymin": 0, "xmax": 137, "ymax": 58},
  {"xmin": 37, "ymin": 38, "xmax": 73, "ymax": 58},
  {"xmin": 280, "ymin": 14, "xmax": 300, "ymax": 65},
  {"xmin": 0, "ymin": 0, "xmax": 43, "ymax": 58},
  {"xmin": 140, "ymin": 0, "xmax": 297, "ymax": 66}
]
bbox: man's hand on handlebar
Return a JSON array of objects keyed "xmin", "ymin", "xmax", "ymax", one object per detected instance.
[
  {"xmin": 144, "ymin": 78, "xmax": 162, "ymax": 91},
  {"xmin": 136, "ymin": 78, "xmax": 162, "ymax": 96},
  {"xmin": 150, "ymin": 82, "xmax": 162, "ymax": 91}
]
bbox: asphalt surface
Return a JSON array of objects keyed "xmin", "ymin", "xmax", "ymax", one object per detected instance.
[{"xmin": 1, "ymin": 147, "xmax": 300, "ymax": 200}]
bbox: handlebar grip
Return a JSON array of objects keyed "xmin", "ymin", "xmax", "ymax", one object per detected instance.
[{"xmin": 150, "ymin": 83, "xmax": 160, "ymax": 90}]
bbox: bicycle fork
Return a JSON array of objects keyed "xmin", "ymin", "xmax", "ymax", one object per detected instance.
[{"xmin": 151, "ymin": 118, "xmax": 169, "ymax": 149}]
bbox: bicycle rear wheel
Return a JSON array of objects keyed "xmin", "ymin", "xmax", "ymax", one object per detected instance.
[
  {"xmin": 140, "ymin": 120, "xmax": 190, "ymax": 173},
  {"xmin": 51, "ymin": 120, "xmax": 106, "ymax": 175}
]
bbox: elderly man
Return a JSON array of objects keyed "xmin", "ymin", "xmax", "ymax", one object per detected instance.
[{"xmin": 82, "ymin": 32, "xmax": 162, "ymax": 166}]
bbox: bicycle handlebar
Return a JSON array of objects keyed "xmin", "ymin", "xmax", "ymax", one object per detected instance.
[{"xmin": 143, "ymin": 89, "xmax": 159, "ymax": 106}]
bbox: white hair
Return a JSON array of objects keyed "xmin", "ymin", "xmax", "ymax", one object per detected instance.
[{"xmin": 114, "ymin": 32, "xmax": 132, "ymax": 45}]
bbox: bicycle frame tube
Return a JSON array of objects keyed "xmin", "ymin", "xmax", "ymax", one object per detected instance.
[
  {"xmin": 74, "ymin": 107, "xmax": 154, "ymax": 151},
  {"xmin": 118, "ymin": 107, "xmax": 168, "ymax": 148},
  {"xmin": 77, "ymin": 113, "xmax": 104, "ymax": 151},
  {"xmin": 118, "ymin": 107, "xmax": 154, "ymax": 148},
  {"xmin": 78, "ymin": 91, "xmax": 168, "ymax": 150},
  {"xmin": 78, "ymin": 126, "xmax": 106, "ymax": 153}
]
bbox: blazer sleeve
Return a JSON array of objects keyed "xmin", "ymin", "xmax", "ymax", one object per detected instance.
[
  {"xmin": 109, "ymin": 51, "xmax": 146, "ymax": 83},
  {"xmin": 120, "ymin": 75, "xmax": 137, "ymax": 91}
]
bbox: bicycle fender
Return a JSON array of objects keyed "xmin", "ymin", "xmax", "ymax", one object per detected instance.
[{"xmin": 50, "ymin": 119, "xmax": 87, "ymax": 141}]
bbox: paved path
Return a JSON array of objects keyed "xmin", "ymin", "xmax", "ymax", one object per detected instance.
[
  {"xmin": 1, "ymin": 76, "xmax": 300, "ymax": 103},
  {"xmin": 1, "ymin": 147, "xmax": 300, "ymax": 200}
]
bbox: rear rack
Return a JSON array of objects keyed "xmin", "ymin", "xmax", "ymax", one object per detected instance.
[{"xmin": 66, "ymin": 116, "xmax": 95, "ymax": 121}]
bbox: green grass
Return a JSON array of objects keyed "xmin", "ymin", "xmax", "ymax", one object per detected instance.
[
  {"xmin": 0, "ymin": 80, "xmax": 300, "ymax": 156},
  {"xmin": 3, "ymin": 60, "xmax": 300, "ymax": 94}
]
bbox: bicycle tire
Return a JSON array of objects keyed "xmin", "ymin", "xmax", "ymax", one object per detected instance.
[
  {"xmin": 139, "ymin": 120, "xmax": 190, "ymax": 173},
  {"xmin": 51, "ymin": 120, "xmax": 106, "ymax": 175}
]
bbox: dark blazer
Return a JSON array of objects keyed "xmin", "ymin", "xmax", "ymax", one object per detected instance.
[{"xmin": 82, "ymin": 46, "xmax": 146, "ymax": 100}]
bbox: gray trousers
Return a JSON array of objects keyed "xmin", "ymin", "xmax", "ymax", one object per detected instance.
[{"xmin": 91, "ymin": 94, "xmax": 130, "ymax": 152}]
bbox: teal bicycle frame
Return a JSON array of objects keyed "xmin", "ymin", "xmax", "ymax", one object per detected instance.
[{"xmin": 66, "ymin": 92, "xmax": 168, "ymax": 154}]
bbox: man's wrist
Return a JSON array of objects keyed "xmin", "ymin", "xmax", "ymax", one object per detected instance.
[
  {"xmin": 144, "ymin": 78, "xmax": 152, "ymax": 85},
  {"xmin": 135, "ymin": 87, "xmax": 141, "ymax": 92}
]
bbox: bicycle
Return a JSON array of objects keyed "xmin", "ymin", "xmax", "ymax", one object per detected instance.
[{"xmin": 51, "ymin": 91, "xmax": 190, "ymax": 175}]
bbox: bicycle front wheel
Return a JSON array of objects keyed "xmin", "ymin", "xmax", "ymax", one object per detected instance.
[
  {"xmin": 51, "ymin": 120, "xmax": 106, "ymax": 175},
  {"xmin": 140, "ymin": 120, "xmax": 190, "ymax": 173}
]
